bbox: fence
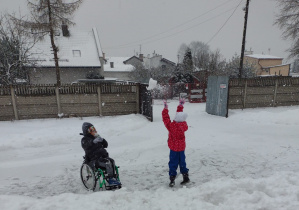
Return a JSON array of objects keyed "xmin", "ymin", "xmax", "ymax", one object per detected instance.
[
  {"xmin": 0, "ymin": 83, "xmax": 149, "ymax": 121},
  {"xmin": 228, "ymin": 77, "xmax": 299, "ymax": 109}
]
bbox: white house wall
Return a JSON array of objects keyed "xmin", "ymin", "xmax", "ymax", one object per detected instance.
[{"xmin": 28, "ymin": 67, "xmax": 101, "ymax": 84}]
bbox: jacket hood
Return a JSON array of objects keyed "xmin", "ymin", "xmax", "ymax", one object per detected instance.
[
  {"xmin": 173, "ymin": 112, "xmax": 188, "ymax": 122},
  {"xmin": 82, "ymin": 122, "xmax": 93, "ymax": 136}
]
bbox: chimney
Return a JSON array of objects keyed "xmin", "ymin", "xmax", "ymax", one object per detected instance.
[
  {"xmin": 102, "ymin": 52, "xmax": 105, "ymax": 60},
  {"xmin": 61, "ymin": 24, "xmax": 70, "ymax": 37},
  {"xmin": 139, "ymin": 54, "xmax": 144, "ymax": 61},
  {"xmin": 110, "ymin": 62, "xmax": 114, "ymax": 68}
]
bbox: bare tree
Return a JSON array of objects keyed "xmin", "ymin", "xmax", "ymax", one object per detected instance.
[
  {"xmin": 0, "ymin": 13, "xmax": 38, "ymax": 85},
  {"xmin": 129, "ymin": 62, "xmax": 150, "ymax": 83},
  {"xmin": 207, "ymin": 49, "xmax": 226, "ymax": 75},
  {"xmin": 12, "ymin": 0, "xmax": 83, "ymax": 86},
  {"xmin": 149, "ymin": 65, "xmax": 175, "ymax": 84},
  {"xmin": 177, "ymin": 41, "xmax": 213, "ymax": 72},
  {"xmin": 224, "ymin": 53, "xmax": 255, "ymax": 78},
  {"xmin": 275, "ymin": 0, "xmax": 299, "ymax": 59}
]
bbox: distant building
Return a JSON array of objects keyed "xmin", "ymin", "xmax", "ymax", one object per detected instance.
[
  {"xmin": 26, "ymin": 26, "xmax": 105, "ymax": 84},
  {"xmin": 244, "ymin": 54, "xmax": 290, "ymax": 76},
  {"xmin": 103, "ymin": 56, "xmax": 135, "ymax": 81},
  {"xmin": 143, "ymin": 53, "xmax": 176, "ymax": 70}
]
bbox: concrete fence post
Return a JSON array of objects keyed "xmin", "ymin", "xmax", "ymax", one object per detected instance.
[
  {"xmin": 243, "ymin": 80, "xmax": 248, "ymax": 109},
  {"xmin": 55, "ymin": 86, "xmax": 62, "ymax": 115},
  {"xmin": 273, "ymin": 79, "xmax": 278, "ymax": 107},
  {"xmin": 136, "ymin": 83, "xmax": 140, "ymax": 114},
  {"xmin": 10, "ymin": 86, "xmax": 19, "ymax": 120},
  {"xmin": 97, "ymin": 86, "xmax": 102, "ymax": 116}
]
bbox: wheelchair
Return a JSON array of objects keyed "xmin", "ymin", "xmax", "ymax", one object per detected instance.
[{"xmin": 80, "ymin": 156, "xmax": 122, "ymax": 191}]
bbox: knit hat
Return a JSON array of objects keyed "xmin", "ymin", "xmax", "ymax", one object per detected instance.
[
  {"xmin": 82, "ymin": 122, "xmax": 93, "ymax": 136},
  {"xmin": 173, "ymin": 105, "xmax": 188, "ymax": 122}
]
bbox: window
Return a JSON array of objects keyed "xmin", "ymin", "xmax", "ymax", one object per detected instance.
[{"xmin": 73, "ymin": 50, "xmax": 81, "ymax": 57}]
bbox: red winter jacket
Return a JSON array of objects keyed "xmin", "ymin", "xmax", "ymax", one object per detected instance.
[{"xmin": 162, "ymin": 108, "xmax": 188, "ymax": 152}]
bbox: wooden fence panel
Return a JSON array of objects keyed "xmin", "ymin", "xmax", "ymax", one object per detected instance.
[
  {"xmin": 0, "ymin": 83, "xmax": 143, "ymax": 121},
  {"xmin": 102, "ymin": 103, "xmax": 137, "ymax": 116},
  {"xmin": 229, "ymin": 87, "xmax": 243, "ymax": 96},
  {"xmin": 60, "ymin": 94, "xmax": 98, "ymax": 104},
  {"xmin": 101, "ymin": 93, "xmax": 136, "ymax": 103},
  {"xmin": 276, "ymin": 86, "xmax": 299, "ymax": 94},
  {"xmin": 276, "ymin": 93, "xmax": 299, "ymax": 102},
  {"xmin": 229, "ymin": 77, "xmax": 299, "ymax": 109},
  {"xmin": 18, "ymin": 105, "xmax": 58, "ymax": 120},
  {"xmin": 246, "ymin": 95, "xmax": 274, "ymax": 104},
  {"xmin": 0, "ymin": 96, "xmax": 14, "ymax": 120},
  {"xmin": 246, "ymin": 87, "xmax": 274, "ymax": 95}
]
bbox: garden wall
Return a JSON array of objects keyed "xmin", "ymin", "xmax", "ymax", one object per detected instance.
[
  {"xmin": 0, "ymin": 83, "xmax": 140, "ymax": 121},
  {"xmin": 228, "ymin": 77, "xmax": 299, "ymax": 109}
]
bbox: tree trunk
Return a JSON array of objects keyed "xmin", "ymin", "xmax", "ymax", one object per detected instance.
[{"xmin": 47, "ymin": 0, "xmax": 61, "ymax": 86}]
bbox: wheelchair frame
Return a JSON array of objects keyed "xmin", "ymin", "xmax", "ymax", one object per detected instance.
[{"xmin": 80, "ymin": 158, "xmax": 121, "ymax": 191}]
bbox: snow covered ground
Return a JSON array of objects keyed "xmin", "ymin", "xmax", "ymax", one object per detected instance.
[{"xmin": 0, "ymin": 100, "xmax": 299, "ymax": 210}]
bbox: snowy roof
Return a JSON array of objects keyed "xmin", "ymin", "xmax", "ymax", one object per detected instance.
[
  {"xmin": 104, "ymin": 57, "xmax": 135, "ymax": 72},
  {"xmin": 161, "ymin": 58, "xmax": 176, "ymax": 66},
  {"xmin": 245, "ymin": 54, "xmax": 283, "ymax": 60},
  {"xmin": 290, "ymin": 72, "xmax": 299, "ymax": 77},
  {"xmin": 123, "ymin": 56, "xmax": 142, "ymax": 64},
  {"xmin": 28, "ymin": 27, "xmax": 103, "ymax": 67}
]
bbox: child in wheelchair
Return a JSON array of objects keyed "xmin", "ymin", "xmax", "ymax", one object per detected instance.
[{"xmin": 81, "ymin": 122, "xmax": 121, "ymax": 187}]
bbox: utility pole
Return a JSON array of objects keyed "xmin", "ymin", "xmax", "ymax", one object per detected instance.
[{"xmin": 239, "ymin": 0, "xmax": 250, "ymax": 78}]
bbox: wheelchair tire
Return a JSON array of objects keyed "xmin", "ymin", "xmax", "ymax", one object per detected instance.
[{"xmin": 80, "ymin": 163, "xmax": 97, "ymax": 191}]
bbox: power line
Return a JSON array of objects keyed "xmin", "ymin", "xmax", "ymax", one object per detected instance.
[
  {"xmin": 207, "ymin": 0, "xmax": 244, "ymax": 44},
  {"xmin": 104, "ymin": 4, "xmax": 240, "ymax": 50},
  {"xmin": 104, "ymin": 0, "xmax": 240, "ymax": 49}
]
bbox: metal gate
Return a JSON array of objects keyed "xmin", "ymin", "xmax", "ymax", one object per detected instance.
[
  {"xmin": 206, "ymin": 76, "xmax": 229, "ymax": 117},
  {"xmin": 187, "ymin": 83, "xmax": 207, "ymax": 103},
  {"xmin": 139, "ymin": 84, "xmax": 153, "ymax": 122}
]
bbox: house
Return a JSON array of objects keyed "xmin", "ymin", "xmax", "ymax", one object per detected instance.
[
  {"xmin": 244, "ymin": 54, "xmax": 290, "ymax": 76},
  {"xmin": 123, "ymin": 55, "xmax": 143, "ymax": 67},
  {"xmin": 103, "ymin": 56, "xmax": 135, "ymax": 81},
  {"xmin": 27, "ymin": 26, "xmax": 105, "ymax": 84},
  {"xmin": 143, "ymin": 53, "xmax": 176, "ymax": 70}
]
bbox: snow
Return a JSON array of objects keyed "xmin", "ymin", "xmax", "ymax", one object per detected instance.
[
  {"xmin": 28, "ymin": 27, "xmax": 102, "ymax": 67},
  {"xmin": 245, "ymin": 54, "xmax": 283, "ymax": 60},
  {"xmin": 0, "ymin": 100, "xmax": 299, "ymax": 210},
  {"xmin": 147, "ymin": 78, "xmax": 158, "ymax": 90},
  {"xmin": 104, "ymin": 57, "xmax": 135, "ymax": 72}
]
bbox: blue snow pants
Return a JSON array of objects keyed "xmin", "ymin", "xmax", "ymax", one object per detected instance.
[{"xmin": 168, "ymin": 150, "xmax": 189, "ymax": 176}]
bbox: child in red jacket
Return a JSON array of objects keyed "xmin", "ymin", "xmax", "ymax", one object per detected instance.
[{"xmin": 162, "ymin": 99, "xmax": 189, "ymax": 187}]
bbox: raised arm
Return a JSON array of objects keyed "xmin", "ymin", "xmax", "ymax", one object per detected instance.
[{"xmin": 162, "ymin": 100, "xmax": 171, "ymax": 131}]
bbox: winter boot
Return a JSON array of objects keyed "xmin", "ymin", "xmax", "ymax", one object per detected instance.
[
  {"xmin": 107, "ymin": 177, "xmax": 121, "ymax": 186},
  {"xmin": 180, "ymin": 173, "xmax": 190, "ymax": 185},
  {"xmin": 169, "ymin": 175, "xmax": 176, "ymax": 187}
]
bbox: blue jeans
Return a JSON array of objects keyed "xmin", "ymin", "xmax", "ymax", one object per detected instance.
[{"xmin": 168, "ymin": 150, "xmax": 189, "ymax": 176}]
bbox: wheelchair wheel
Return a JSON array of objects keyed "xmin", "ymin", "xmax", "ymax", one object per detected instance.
[{"xmin": 80, "ymin": 163, "xmax": 97, "ymax": 191}]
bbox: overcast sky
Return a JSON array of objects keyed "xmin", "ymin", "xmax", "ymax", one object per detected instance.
[{"xmin": 1, "ymin": 0, "xmax": 292, "ymax": 63}]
